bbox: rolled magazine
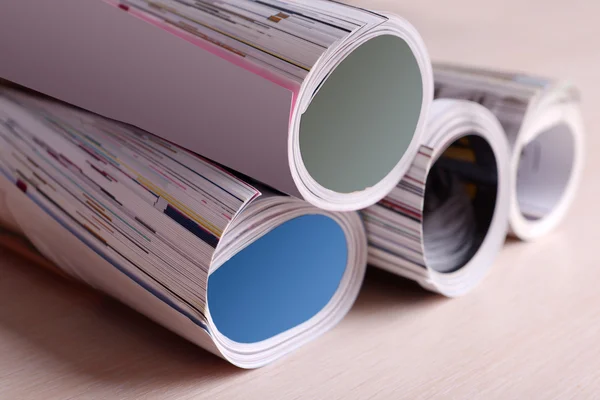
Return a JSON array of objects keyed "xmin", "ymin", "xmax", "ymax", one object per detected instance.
[
  {"xmin": 0, "ymin": 0, "xmax": 433, "ymax": 211},
  {"xmin": 363, "ymin": 99, "xmax": 510, "ymax": 297},
  {"xmin": 434, "ymin": 64, "xmax": 584, "ymax": 240},
  {"xmin": 0, "ymin": 88, "xmax": 367, "ymax": 368}
]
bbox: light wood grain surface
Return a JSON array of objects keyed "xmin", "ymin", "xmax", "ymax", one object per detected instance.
[{"xmin": 1, "ymin": 0, "xmax": 599, "ymax": 398}]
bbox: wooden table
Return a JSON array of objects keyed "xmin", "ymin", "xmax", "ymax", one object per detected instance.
[{"xmin": 1, "ymin": 0, "xmax": 599, "ymax": 398}]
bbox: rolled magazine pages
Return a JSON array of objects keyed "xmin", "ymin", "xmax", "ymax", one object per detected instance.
[
  {"xmin": 434, "ymin": 64, "xmax": 584, "ymax": 240},
  {"xmin": 0, "ymin": 0, "xmax": 432, "ymax": 211},
  {"xmin": 363, "ymin": 99, "xmax": 510, "ymax": 297},
  {"xmin": 0, "ymin": 89, "xmax": 367, "ymax": 368}
]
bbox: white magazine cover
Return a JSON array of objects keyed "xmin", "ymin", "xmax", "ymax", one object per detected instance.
[{"xmin": 0, "ymin": 0, "xmax": 433, "ymax": 211}]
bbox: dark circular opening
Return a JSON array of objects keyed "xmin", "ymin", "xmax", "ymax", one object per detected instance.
[{"xmin": 423, "ymin": 135, "xmax": 498, "ymax": 273}]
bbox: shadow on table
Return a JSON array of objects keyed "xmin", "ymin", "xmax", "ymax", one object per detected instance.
[
  {"xmin": 350, "ymin": 235, "xmax": 532, "ymax": 321},
  {"xmin": 0, "ymin": 247, "xmax": 457, "ymax": 388},
  {"xmin": 0, "ymin": 250, "xmax": 243, "ymax": 387},
  {"xmin": 352, "ymin": 267, "xmax": 441, "ymax": 317}
]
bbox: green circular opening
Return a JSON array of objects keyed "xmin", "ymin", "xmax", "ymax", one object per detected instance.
[{"xmin": 299, "ymin": 34, "xmax": 424, "ymax": 194}]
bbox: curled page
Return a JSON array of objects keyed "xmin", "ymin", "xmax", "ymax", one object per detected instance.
[
  {"xmin": 0, "ymin": 88, "xmax": 367, "ymax": 368},
  {"xmin": 363, "ymin": 99, "xmax": 510, "ymax": 297},
  {"xmin": 434, "ymin": 64, "xmax": 585, "ymax": 240},
  {"xmin": 0, "ymin": 0, "xmax": 433, "ymax": 211}
]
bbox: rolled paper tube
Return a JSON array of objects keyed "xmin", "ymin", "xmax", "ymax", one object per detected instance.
[
  {"xmin": 363, "ymin": 99, "xmax": 510, "ymax": 297},
  {"xmin": 0, "ymin": 89, "xmax": 367, "ymax": 368},
  {"xmin": 0, "ymin": 0, "xmax": 433, "ymax": 211},
  {"xmin": 434, "ymin": 64, "xmax": 584, "ymax": 240}
]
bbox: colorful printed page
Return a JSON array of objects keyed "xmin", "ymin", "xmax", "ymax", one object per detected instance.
[
  {"xmin": 0, "ymin": 90, "xmax": 260, "ymax": 322},
  {"xmin": 0, "ymin": 88, "xmax": 366, "ymax": 367},
  {"xmin": 120, "ymin": 0, "xmax": 386, "ymax": 81}
]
